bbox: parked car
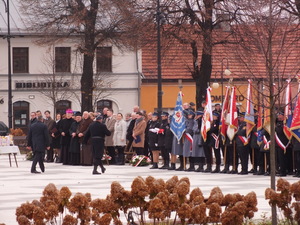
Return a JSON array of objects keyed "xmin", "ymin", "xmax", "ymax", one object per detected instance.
[{"xmin": 0, "ymin": 121, "xmax": 9, "ymax": 136}]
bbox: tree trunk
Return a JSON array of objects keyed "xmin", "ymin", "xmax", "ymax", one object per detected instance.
[
  {"xmin": 80, "ymin": 0, "xmax": 98, "ymax": 112},
  {"xmin": 81, "ymin": 53, "xmax": 94, "ymax": 112}
]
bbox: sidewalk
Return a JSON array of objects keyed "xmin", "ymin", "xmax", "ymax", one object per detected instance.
[{"xmin": 0, "ymin": 154, "xmax": 297, "ymax": 224}]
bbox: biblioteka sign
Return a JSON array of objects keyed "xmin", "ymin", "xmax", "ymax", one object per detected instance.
[{"xmin": 15, "ymin": 81, "xmax": 71, "ymax": 89}]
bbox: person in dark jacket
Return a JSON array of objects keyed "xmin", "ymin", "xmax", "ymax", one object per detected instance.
[
  {"xmin": 158, "ymin": 111, "xmax": 170, "ymax": 169},
  {"xmin": 27, "ymin": 115, "xmax": 50, "ymax": 173},
  {"xmin": 52, "ymin": 113, "xmax": 62, "ymax": 163},
  {"xmin": 235, "ymin": 112, "xmax": 250, "ymax": 175},
  {"xmin": 207, "ymin": 112, "xmax": 221, "ymax": 173},
  {"xmin": 44, "ymin": 110, "xmax": 56, "ymax": 162},
  {"xmin": 165, "ymin": 115, "xmax": 174, "ymax": 169},
  {"xmin": 275, "ymin": 112, "xmax": 290, "ymax": 177},
  {"xmin": 59, "ymin": 109, "xmax": 75, "ymax": 165},
  {"xmin": 69, "ymin": 112, "xmax": 82, "ymax": 165},
  {"xmin": 292, "ymin": 137, "xmax": 300, "ymax": 177},
  {"xmin": 148, "ymin": 112, "xmax": 160, "ymax": 169},
  {"xmin": 84, "ymin": 115, "xmax": 111, "ymax": 174},
  {"xmin": 125, "ymin": 113, "xmax": 136, "ymax": 153}
]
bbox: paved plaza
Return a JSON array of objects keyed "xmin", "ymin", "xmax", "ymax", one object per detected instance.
[{"xmin": 0, "ymin": 154, "xmax": 299, "ymax": 224}]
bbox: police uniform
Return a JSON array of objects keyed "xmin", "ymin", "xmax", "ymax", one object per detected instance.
[
  {"xmin": 158, "ymin": 112, "xmax": 170, "ymax": 169},
  {"xmin": 183, "ymin": 112, "xmax": 196, "ymax": 171},
  {"xmin": 235, "ymin": 116, "xmax": 249, "ymax": 175},
  {"xmin": 207, "ymin": 112, "xmax": 221, "ymax": 173},
  {"xmin": 292, "ymin": 137, "xmax": 300, "ymax": 177},
  {"xmin": 275, "ymin": 117, "xmax": 290, "ymax": 176},
  {"xmin": 193, "ymin": 111, "xmax": 206, "ymax": 172}
]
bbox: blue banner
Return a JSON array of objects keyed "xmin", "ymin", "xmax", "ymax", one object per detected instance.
[{"xmin": 170, "ymin": 91, "xmax": 186, "ymax": 142}]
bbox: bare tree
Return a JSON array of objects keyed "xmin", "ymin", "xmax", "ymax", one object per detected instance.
[
  {"xmin": 227, "ymin": 0, "xmax": 300, "ymax": 224},
  {"xmin": 152, "ymin": 0, "xmax": 236, "ymax": 107},
  {"xmin": 38, "ymin": 47, "xmax": 75, "ymax": 115},
  {"xmin": 18, "ymin": 0, "xmax": 146, "ymax": 112}
]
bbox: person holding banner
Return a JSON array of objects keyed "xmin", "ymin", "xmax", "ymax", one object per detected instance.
[
  {"xmin": 207, "ymin": 112, "xmax": 221, "ymax": 173},
  {"xmin": 235, "ymin": 112, "xmax": 250, "ymax": 175},
  {"xmin": 183, "ymin": 110, "xmax": 196, "ymax": 171},
  {"xmin": 275, "ymin": 111, "xmax": 290, "ymax": 177},
  {"xmin": 148, "ymin": 112, "xmax": 160, "ymax": 169},
  {"xmin": 292, "ymin": 137, "xmax": 300, "ymax": 177},
  {"xmin": 193, "ymin": 111, "xmax": 206, "ymax": 172},
  {"xmin": 158, "ymin": 112, "xmax": 170, "ymax": 169}
]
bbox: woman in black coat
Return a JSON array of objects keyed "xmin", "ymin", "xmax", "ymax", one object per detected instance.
[{"xmin": 69, "ymin": 112, "xmax": 82, "ymax": 165}]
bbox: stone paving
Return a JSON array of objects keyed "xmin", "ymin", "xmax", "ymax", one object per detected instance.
[{"xmin": 0, "ymin": 154, "xmax": 299, "ymax": 224}]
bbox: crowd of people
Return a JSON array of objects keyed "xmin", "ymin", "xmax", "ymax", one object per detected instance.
[{"xmin": 26, "ymin": 102, "xmax": 300, "ymax": 177}]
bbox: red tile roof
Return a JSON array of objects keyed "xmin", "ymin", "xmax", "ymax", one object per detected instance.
[{"xmin": 142, "ymin": 26, "xmax": 300, "ymax": 81}]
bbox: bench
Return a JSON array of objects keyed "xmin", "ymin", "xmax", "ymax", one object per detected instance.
[{"xmin": 0, "ymin": 146, "xmax": 20, "ymax": 167}]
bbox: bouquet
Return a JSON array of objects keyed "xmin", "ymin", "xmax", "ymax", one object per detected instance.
[
  {"xmin": 129, "ymin": 155, "xmax": 151, "ymax": 167},
  {"xmin": 102, "ymin": 154, "xmax": 112, "ymax": 161}
]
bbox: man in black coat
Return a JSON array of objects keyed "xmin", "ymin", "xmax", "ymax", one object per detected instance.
[
  {"xmin": 235, "ymin": 112, "xmax": 250, "ymax": 175},
  {"xmin": 84, "ymin": 115, "xmax": 111, "ymax": 175},
  {"xmin": 27, "ymin": 115, "xmax": 50, "ymax": 173}
]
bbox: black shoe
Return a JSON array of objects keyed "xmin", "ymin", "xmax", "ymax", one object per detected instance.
[
  {"xmin": 248, "ymin": 169, "xmax": 254, "ymax": 173},
  {"xmin": 185, "ymin": 167, "xmax": 195, "ymax": 172},
  {"xmin": 293, "ymin": 173, "xmax": 300, "ymax": 177},
  {"xmin": 159, "ymin": 165, "xmax": 170, "ymax": 170},
  {"xmin": 150, "ymin": 163, "xmax": 158, "ymax": 169},
  {"xmin": 220, "ymin": 169, "xmax": 228, "ymax": 174},
  {"xmin": 264, "ymin": 172, "xmax": 270, "ymax": 176},
  {"xmin": 212, "ymin": 167, "xmax": 220, "ymax": 173},
  {"xmin": 277, "ymin": 173, "xmax": 287, "ymax": 177},
  {"xmin": 168, "ymin": 164, "xmax": 176, "ymax": 170},
  {"xmin": 238, "ymin": 171, "xmax": 248, "ymax": 175},
  {"xmin": 101, "ymin": 167, "xmax": 106, "ymax": 173},
  {"xmin": 175, "ymin": 166, "xmax": 184, "ymax": 171},
  {"xmin": 41, "ymin": 168, "xmax": 45, "ymax": 173},
  {"xmin": 195, "ymin": 167, "xmax": 204, "ymax": 172},
  {"xmin": 288, "ymin": 171, "xmax": 295, "ymax": 176},
  {"xmin": 93, "ymin": 171, "xmax": 101, "ymax": 175},
  {"xmin": 31, "ymin": 170, "xmax": 41, "ymax": 174},
  {"xmin": 230, "ymin": 170, "xmax": 238, "ymax": 174}
]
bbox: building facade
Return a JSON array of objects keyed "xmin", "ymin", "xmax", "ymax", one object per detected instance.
[{"xmin": 0, "ymin": 35, "xmax": 142, "ymax": 132}]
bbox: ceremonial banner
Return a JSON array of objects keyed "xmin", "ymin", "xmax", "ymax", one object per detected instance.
[
  {"xmin": 257, "ymin": 105, "xmax": 263, "ymax": 145},
  {"xmin": 284, "ymin": 79, "xmax": 293, "ymax": 140},
  {"xmin": 290, "ymin": 77, "xmax": 300, "ymax": 141},
  {"xmin": 263, "ymin": 87, "xmax": 271, "ymax": 134},
  {"xmin": 245, "ymin": 79, "xmax": 255, "ymax": 137},
  {"xmin": 226, "ymin": 86, "xmax": 238, "ymax": 142},
  {"xmin": 201, "ymin": 87, "xmax": 213, "ymax": 142},
  {"xmin": 220, "ymin": 86, "xmax": 230, "ymax": 145},
  {"xmin": 170, "ymin": 91, "xmax": 186, "ymax": 142}
]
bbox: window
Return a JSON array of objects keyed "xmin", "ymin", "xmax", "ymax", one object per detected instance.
[
  {"xmin": 13, "ymin": 101, "xmax": 29, "ymax": 133},
  {"xmin": 55, "ymin": 100, "xmax": 72, "ymax": 116},
  {"xmin": 55, "ymin": 47, "xmax": 71, "ymax": 72},
  {"xmin": 13, "ymin": 48, "xmax": 29, "ymax": 73},
  {"xmin": 97, "ymin": 100, "xmax": 112, "ymax": 113},
  {"xmin": 96, "ymin": 47, "xmax": 112, "ymax": 72}
]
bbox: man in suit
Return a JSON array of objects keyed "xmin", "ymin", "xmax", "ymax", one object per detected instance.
[
  {"xmin": 44, "ymin": 110, "xmax": 56, "ymax": 162},
  {"xmin": 27, "ymin": 115, "xmax": 50, "ymax": 173},
  {"xmin": 84, "ymin": 115, "xmax": 111, "ymax": 174},
  {"xmin": 105, "ymin": 109, "xmax": 116, "ymax": 164}
]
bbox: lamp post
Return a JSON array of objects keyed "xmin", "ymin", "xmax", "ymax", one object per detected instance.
[
  {"xmin": 221, "ymin": 58, "xmax": 231, "ymax": 102},
  {"xmin": 2, "ymin": 0, "xmax": 12, "ymax": 129},
  {"xmin": 156, "ymin": 0, "xmax": 163, "ymax": 115}
]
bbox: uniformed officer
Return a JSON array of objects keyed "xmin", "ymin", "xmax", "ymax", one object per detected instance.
[
  {"xmin": 292, "ymin": 137, "xmax": 300, "ymax": 177},
  {"xmin": 207, "ymin": 112, "xmax": 221, "ymax": 173},
  {"xmin": 183, "ymin": 110, "xmax": 196, "ymax": 171},
  {"xmin": 193, "ymin": 111, "xmax": 206, "ymax": 172},
  {"xmin": 235, "ymin": 112, "xmax": 250, "ymax": 175},
  {"xmin": 275, "ymin": 111, "xmax": 290, "ymax": 177},
  {"xmin": 158, "ymin": 112, "xmax": 170, "ymax": 169},
  {"xmin": 148, "ymin": 112, "xmax": 160, "ymax": 169}
]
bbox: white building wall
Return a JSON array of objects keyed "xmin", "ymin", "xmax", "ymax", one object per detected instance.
[{"xmin": 0, "ymin": 35, "xmax": 141, "ymax": 128}]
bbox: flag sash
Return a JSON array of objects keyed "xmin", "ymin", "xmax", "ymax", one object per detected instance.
[
  {"xmin": 290, "ymin": 79, "xmax": 300, "ymax": 141},
  {"xmin": 211, "ymin": 133, "xmax": 220, "ymax": 149},
  {"xmin": 263, "ymin": 135, "xmax": 270, "ymax": 150},
  {"xmin": 275, "ymin": 133, "xmax": 289, "ymax": 153},
  {"xmin": 220, "ymin": 86, "xmax": 230, "ymax": 145},
  {"xmin": 238, "ymin": 135, "xmax": 249, "ymax": 146},
  {"xmin": 226, "ymin": 86, "xmax": 238, "ymax": 141},
  {"xmin": 185, "ymin": 133, "xmax": 193, "ymax": 151}
]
